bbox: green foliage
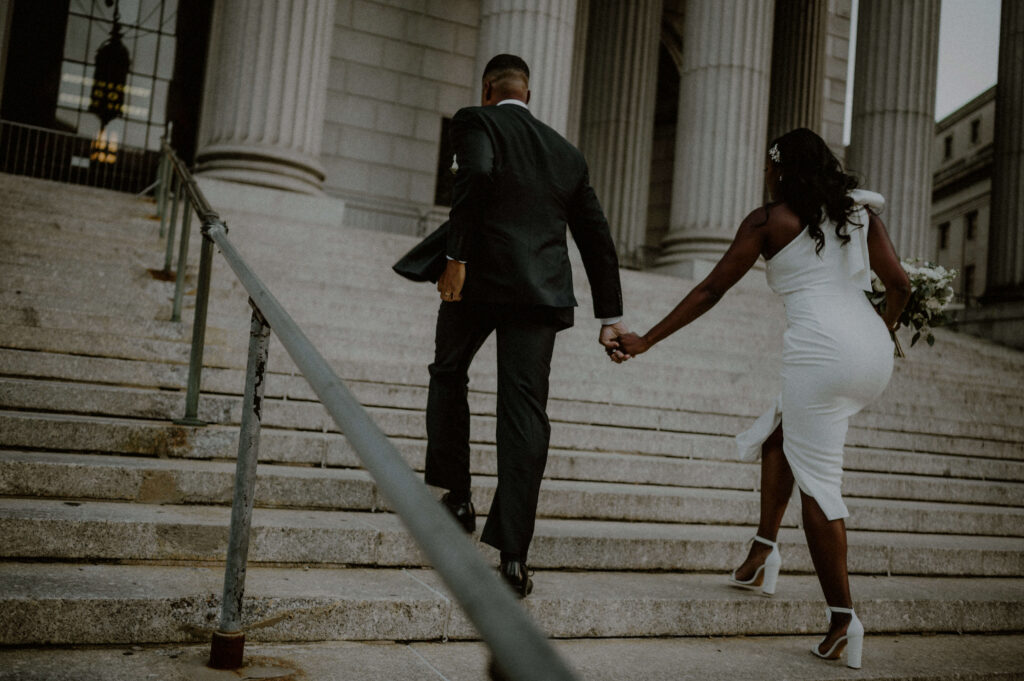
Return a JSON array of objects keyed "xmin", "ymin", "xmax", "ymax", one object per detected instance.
[{"xmin": 867, "ymin": 259, "xmax": 957, "ymax": 350}]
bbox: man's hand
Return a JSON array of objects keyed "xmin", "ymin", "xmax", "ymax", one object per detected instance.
[
  {"xmin": 437, "ymin": 260, "xmax": 465, "ymax": 302},
  {"xmin": 599, "ymin": 321, "xmax": 631, "ymax": 364}
]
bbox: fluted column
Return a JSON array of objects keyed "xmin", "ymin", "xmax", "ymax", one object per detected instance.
[
  {"xmin": 476, "ymin": 0, "xmax": 577, "ymax": 135},
  {"xmin": 846, "ymin": 0, "xmax": 940, "ymax": 258},
  {"xmin": 565, "ymin": 0, "xmax": 590, "ymax": 145},
  {"xmin": 578, "ymin": 0, "xmax": 662, "ymax": 268},
  {"xmin": 655, "ymin": 0, "xmax": 775, "ymax": 277},
  {"xmin": 985, "ymin": 0, "xmax": 1024, "ymax": 300},
  {"xmin": 194, "ymin": 0, "xmax": 334, "ymax": 195},
  {"xmin": 767, "ymin": 0, "xmax": 826, "ymax": 142}
]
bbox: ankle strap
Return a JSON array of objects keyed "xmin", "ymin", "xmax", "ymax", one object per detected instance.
[
  {"xmin": 753, "ymin": 535, "xmax": 777, "ymax": 548},
  {"xmin": 827, "ymin": 606, "xmax": 855, "ymax": 614}
]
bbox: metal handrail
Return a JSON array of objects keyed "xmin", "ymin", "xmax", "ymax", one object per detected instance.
[{"xmin": 153, "ymin": 141, "xmax": 579, "ymax": 680}]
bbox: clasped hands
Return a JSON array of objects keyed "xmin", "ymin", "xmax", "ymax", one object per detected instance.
[{"xmin": 599, "ymin": 322, "xmax": 651, "ymax": 364}]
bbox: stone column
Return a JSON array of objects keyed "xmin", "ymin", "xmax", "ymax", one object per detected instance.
[
  {"xmin": 194, "ymin": 0, "xmax": 334, "ymax": 195},
  {"xmin": 655, "ymin": 0, "xmax": 775, "ymax": 278},
  {"xmin": 985, "ymin": 0, "xmax": 1024, "ymax": 300},
  {"xmin": 767, "ymin": 0, "xmax": 826, "ymax": 142},
  {"xmin": 578, "ymin": 0, "xmax": 663, "ymax": 268},
  {"xmin": 565, "ymin": 0, "xmax": 590, "ymax": 145},
  {"xmin": 476, "ymin": 0, "xmax": 578, "ymax": 135},
  {"xmin": 846, "ymin": 0, "xmax": 940, "ymax": 258}
]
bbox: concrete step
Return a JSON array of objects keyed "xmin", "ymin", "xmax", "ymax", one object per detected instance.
[
  {"xmin": 8, "ymin": 230, "xmax": 1022, "ymax": 380},
  {"xmin": 1, "ymin": 447, "xmax": 1021, "ymax": 537},
  {"xmin": 3, "ymin": 279, "xmax": 1020, "ymax": 405},
  {"xmin": 1, "ymin": 635, "xmax": 1021, "ymax": 681},
  {"xmin": 8, "ymin": 215, "xmax": 1017, "ymax": 377},
  {"xmin": 4, "ymin": 376, "xmax": 1021, "ymax": 462},
  {"xmin": 1, "ymin": 562, "xmax": 1021, "ymax": 645},
  {"xmin": 4, "ymin": 346, "xmax": 1019, "ymax": 446},
  {"xmin": 3, "ymin": 448, "xmax": 1022, "ymax": 519},
  {"xmin": 3, "ymin": 411, "xmax": 1021, "ymax": 488},
  {"xmin": 2, "ymin": 497, "xmax": 1021, "ymax": 576},
  {"xmin": 4, "ymin": 343, "xmax": 1024, "ymax": 437},
  {"xmin": 4, "ymin": 349, "xmax": 1022, "ymax": 443}
]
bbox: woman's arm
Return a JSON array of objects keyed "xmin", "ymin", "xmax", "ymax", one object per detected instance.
[
  {"xmin": 865, "ymin": 210, "xmax": 911, "ymax": 329},
  {"xmin": 618, "ymin": 208, "xmax": 767, "ymax": 356}
]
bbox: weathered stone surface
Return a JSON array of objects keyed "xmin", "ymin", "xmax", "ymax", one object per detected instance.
[
  {"xmin": 2, "ymin": 563, "xmax": 1022, "ymax": 645},
  {"xmin": 4, "ymin": 498, "xmax": 1021, "ymax": 575},
  {"xmin": 2, "ymin": 172, "xmax": 1023, "ymax": 663},
  {"xmin": 2, "ymin": 634, "xmax": 1022, "ymax": 681}
]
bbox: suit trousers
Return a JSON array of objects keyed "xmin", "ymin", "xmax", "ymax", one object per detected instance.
[{"xmin": 424, "ymin": 301, "xmax": 566, "ymax": 559}]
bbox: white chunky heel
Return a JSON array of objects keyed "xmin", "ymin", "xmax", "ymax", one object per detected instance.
[
  {"xmin": 729, "ymin": 535, "xmax": 782, "ymax": 596},
  {"xmin": 811, "ymin": 606, "xmax": 864, "ymax": 669}
]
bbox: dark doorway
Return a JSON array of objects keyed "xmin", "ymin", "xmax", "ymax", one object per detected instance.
[{"xmin": 0, "ymin": 0, "xmax": 211, "ymax": 192}]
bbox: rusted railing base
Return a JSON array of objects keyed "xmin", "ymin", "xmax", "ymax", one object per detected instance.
[
  {"xmin": 208, "ymin": 630, "xmax": 245, "ymax": 669},
  {"xmin": 172, "ymin": 416, "xmax": 206, "ymax": 427}
]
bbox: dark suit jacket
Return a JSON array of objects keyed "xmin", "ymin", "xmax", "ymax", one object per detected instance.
[{"xmin": 446, "ymin": 103, "xmax": 623, "ymax": 321}]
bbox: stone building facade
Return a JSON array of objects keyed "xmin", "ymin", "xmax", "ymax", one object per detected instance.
[
  {"xmin": 192, "ymin": 0, "xmax": 875, "ymax": 278},
  {"xmin": 5, "ymin": 0, "xmax": 1021, "ymax": 301},
  {"xmin": 931, "ymin": 86, "xmax": 995, "ymax": 304}
]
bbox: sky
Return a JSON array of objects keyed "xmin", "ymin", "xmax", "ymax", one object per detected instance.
[{"xmin": 844, "ymin": 0, "xmax": 1001, "ymax": 143}]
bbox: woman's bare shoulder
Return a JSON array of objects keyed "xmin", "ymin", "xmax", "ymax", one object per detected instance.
[{"xmin": 740, "ymin": 202, "xmax": 801, "ymax": 231}]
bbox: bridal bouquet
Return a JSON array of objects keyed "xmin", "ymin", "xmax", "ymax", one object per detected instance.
[{"xmin": 868, "ymin": 259, "xmax": 957, "ymax": 355}]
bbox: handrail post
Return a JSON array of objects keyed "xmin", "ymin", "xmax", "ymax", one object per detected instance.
[
  {"xmin": 163, "ymin": 175, "xmax": 182, "ymax": 274},
  {"xmin": 157, "ymin": 151, "xmax": 170, "ymax": 235},
  {"xmin": 171, "ymin": 194, "xmax": 194, "ymax": 322},
  {"xmin": 209, "ymin": 303, "xmax": 271, "ymax": 670},
  {"xmin": 174, "ymin": 218, "xmax": 219, "ymax": 426}
]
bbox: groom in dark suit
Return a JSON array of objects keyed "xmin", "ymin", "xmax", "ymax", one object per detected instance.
[{"xmin": 426, "ymin": 54, "xmax": 628, "ymax": 597}]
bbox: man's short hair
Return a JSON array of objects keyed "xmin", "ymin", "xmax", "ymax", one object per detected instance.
[{"xmin": 483, "ymin": 54, "xmax": 530, "ymax": 82}]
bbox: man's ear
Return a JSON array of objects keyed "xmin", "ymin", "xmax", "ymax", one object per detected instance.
[
  {"xmin": 525, "ymin": 89, "xmax": 531, "ymax": 105},
  {"xmin": 481, "ymin": 81, "xmax": 493, "ymax": 105}
]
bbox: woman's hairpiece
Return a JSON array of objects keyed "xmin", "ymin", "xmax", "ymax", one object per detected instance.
[{"xmin": 768, "ymin": 144, "xmax": 781, "ymax": 164}]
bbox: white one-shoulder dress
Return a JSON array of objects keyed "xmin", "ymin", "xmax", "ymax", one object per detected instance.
[{"xmin": 736, "ymin": 190, "xmax": 894, "ymax": 520}]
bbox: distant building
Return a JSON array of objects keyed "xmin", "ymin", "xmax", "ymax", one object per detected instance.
[{"xmin": 931, "ymin": 86, "xmax": 995, "ymax": 305}]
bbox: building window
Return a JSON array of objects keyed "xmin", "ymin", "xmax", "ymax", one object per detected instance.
[
  {"xmin": 966, "ymin": 211, "xmax": 978, "ymax": 240},
  {"xmin": 58, "ymin": 1, "xmax": 180, "ymax": 152},
  {"xmin": 970, "ymin": 118, "xmax": 981, "ymax": 144},
  {"xmin": 963, "ymin": 264, "xmax": 975, "ymax": 301},
  {"xmin": 938, "ymin": 222, "xmax": 950, "ymax": 250},
  {"xmin": 943, "ymin": 135, "xmax": 953, "ymax": 160}
]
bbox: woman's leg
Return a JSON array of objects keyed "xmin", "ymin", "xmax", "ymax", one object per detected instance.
[
  {"xmin": 733, "ymin": 424, "xmax": 794, "ymax": 580},
  {"xmin": 800, "ymin": 490, "xmax": 854, "ymax": 653}
]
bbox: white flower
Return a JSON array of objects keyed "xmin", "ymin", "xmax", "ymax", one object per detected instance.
[{"xmin": 768, "ymin": 144, "xmax": 781, "ymax": 163}]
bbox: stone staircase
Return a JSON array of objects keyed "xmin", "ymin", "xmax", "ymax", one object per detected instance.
[{"xmin": 1, "ymin": 172, "xmax": 1022, "ymax": 680}]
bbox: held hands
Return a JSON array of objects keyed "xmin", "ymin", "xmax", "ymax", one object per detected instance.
[
  {"xmin": 438, "ymin": 260, "xmax": 465, "ymax": 302},
  {"xmin": 599, "ymin": 321, "xmax": 631, "ymax": 364},
  {"xmin": 616, "ymin": 332, "xmax": 651, "ymax": 357}
]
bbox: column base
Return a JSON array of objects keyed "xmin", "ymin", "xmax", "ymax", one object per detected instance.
[
  {"xmin": 195, "ymin": 145, "xmax": 326, "ymax": 195},
  {"xmin": 196, "ymin": 177, "xmax": 346, "ymax": 230}
]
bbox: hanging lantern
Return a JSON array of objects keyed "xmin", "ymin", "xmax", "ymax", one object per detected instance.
[{"xmin": 88, "ymin": 2, "xmax": 130, "ymax": 129}]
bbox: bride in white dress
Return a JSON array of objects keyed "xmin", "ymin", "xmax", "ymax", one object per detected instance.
[{"xmin": 616, "ymin": 128, "xmax": 911, "ymax": 669}]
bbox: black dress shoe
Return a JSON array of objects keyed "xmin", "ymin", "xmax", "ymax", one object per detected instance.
[
  {"xmin": 441, "ymin": 493, "xmax": 476, "ymax": 534},
  {"xmin": 499, "ymin": 559, "xmax": 533, "ymax": 598}
]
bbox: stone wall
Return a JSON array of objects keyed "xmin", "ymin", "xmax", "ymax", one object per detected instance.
[
  {"xmin": 824, "ymin": 0, "xmax": 851, "ymax": 161},
  {"xmin": 323, "ymin": 0, "xmax": 480, "ymax": 235}
]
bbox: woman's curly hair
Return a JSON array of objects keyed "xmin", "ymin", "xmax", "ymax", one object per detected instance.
[{"xmin": 767, "ymin": 128, "xmax": 862, "ymax": 254}]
